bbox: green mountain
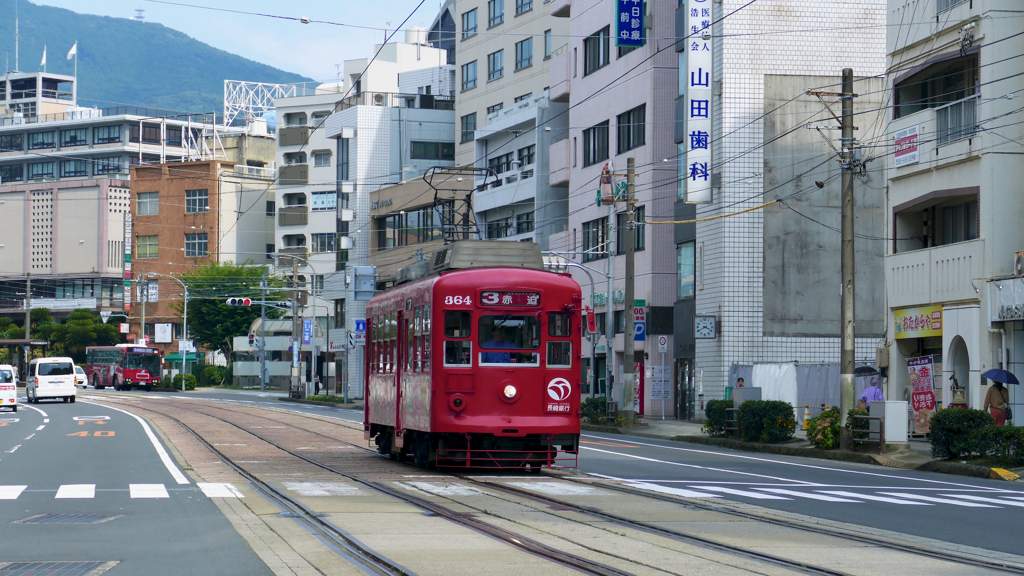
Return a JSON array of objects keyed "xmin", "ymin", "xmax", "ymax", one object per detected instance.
[{"xmin": 0, "ymin": 0, "xmax": 312, "ymax": 115}]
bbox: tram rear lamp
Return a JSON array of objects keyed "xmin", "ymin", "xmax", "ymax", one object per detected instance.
[
  {"xmin": 503, "ymin": 385, "xmax": 517, "ymax": 399},
  {"xmin": 454, "ymin": 397, "xmax": 463, "ymax": 408}
]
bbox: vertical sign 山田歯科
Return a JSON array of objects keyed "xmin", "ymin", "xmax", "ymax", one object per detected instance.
[
  {"xmin": 685, "ymin": 0, "xmax": 713, "ymax": 203},
  {"xmin": 616, "ymin": 0, "xmax": 644, "ymax": 47}
]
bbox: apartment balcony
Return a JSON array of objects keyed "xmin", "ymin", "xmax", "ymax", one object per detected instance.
[
  {"xmin": 551, "ymin": 0, "xmax": 570, "ymax": 17},
  {"xmin": 886, "ymin": 239, "xmax": 984, "ymax": 309},
  {"xmin": 549, "ymin": 49, "xmax": 571, "ymax": 103},
  {"xmin": 278, "ymin": 205, "xmax": 309, "ymax": 226},
  {"xmin": 278, "ymin": 164, "xmax": 308, "ymax": 186},
  {"xmin": 279, "ymin": 126, "xmax": 311, "ymax": 147},
  {"xmin": 936, "ymin": 95, "xmax": 978, "ymax": 147},
  {"xmin": 549, "ymin": 138, "xmax": 571, "ymax": 187}
]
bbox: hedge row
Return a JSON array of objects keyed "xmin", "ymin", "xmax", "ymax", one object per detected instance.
[
  {"xmin": 930, "ymin": 408, "xmax": 1024, "ymax": 465},
  {"xmin": 702, "ymin": 399, "xmax": 796, "ymax": 444}
]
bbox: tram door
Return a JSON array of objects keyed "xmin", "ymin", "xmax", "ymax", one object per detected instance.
[{"xmin": 677, "ymin": 359, "xmax": 695, "ymax": 420}]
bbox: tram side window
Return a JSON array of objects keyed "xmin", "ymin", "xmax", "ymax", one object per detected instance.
[
  {"xmin": 422, "ymin": 304, "xmax": 431, "ymax": 371},
  {"xmin": 413, "ymin": 306, "xmax": 423, "ymax": 372},
  {"xmin": 478, "ymin": 315, "xmax": 540, "ymax": 365},
  {"xmin": 406, "ymin": 313, "xmax": 415, "ymax": 372},
  {"xmin": 549, "ymin": 313, "xmax": 572, "ymax": 337},
  {"xmin": 443, "ymin": 310, "xmax": 472, "ymax": 366},
  {"xmin": 548, "ymin": 342, "xmax": 572, "ymax": 368},
  {"xmin": 444, "ymin": 310, "xmax": 471, "ymax": 337},
  {"xmin": 388, "ymin": 312, "xmax": 397, "ymax": 374}
]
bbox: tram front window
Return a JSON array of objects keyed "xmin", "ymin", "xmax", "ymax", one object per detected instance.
[{"xmin": 478, "ymin": 315, "xmax": 539, "ymax": 365}]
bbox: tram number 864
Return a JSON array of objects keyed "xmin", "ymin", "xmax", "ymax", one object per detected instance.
[{"xmin": 444, "ymin": 295, "xmax": 473, "ymax": 305}]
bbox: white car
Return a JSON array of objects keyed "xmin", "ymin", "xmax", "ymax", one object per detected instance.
[
  {"xmin": 26, "ymin": 357, "xmax": 77, "ymax": 404},
  {"xmin": 0, "ymin": 364, "xmax": 16, "ymax": 412},
  {"xmin": 75, "ymin": 365, "xmax": 87, "ymax": 388}
]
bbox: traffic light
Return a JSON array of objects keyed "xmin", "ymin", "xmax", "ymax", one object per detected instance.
[
  {"xmin": 226, "ymin": 298, "xmax": 252, "ymax": 306},
  {"xmin": 248, "ymin": 333, "xmax": 255, "ymax": 346}
]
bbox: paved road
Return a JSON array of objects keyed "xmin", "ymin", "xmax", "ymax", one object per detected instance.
[
  {"xmin": 95, "ymin": 389, "xmax": 1024, "ymax": 556},
  {"xmin": 0, "ymin": 392, "xmax": 272, "ymax": 575}
]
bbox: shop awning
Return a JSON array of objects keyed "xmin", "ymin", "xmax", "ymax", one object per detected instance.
[{"xmin": 163, "ymin": 353, "xmax": 199, "ymax": 363}]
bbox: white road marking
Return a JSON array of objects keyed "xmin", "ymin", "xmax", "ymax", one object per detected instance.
[
  {"xmin": 19, "ymin": 404, "xmax": 47, "ymax": 418},
  {"xmin": 504, "ymin": 481, "xmax": 608, "ymax": 496},
  {"xmin": 582, "ymin": 446, "xmax": 811, "ymax": 484},
  {"xmin": 754, "ymin": 488, "xmax": 860, "ymax": 502},
  {"xmin": 23, "ymin": 434, "xmax": 33, "ymax": 440},
  {"xmin": 818, "ymin": 491, "xmax": 930, "ymax": 505},
  {"xmin": 56, "ymin": 484, "xmax": 96, "ymax": 499},
  {"xmin": 5, "ymin": 445, "xmax": 20, "ymax": 453},
  {"xmin": 43, "ymin": 419, "xmax": 49, "ymax": 423},
  {"xmin": 35, "ymin": 426, "xmax": 44, "ymax": 431},
  {"xmin": 130, "ymin": 484, "xmax": 170, "ymax": 499},
  {"xmin": 284, "ymin": 482, "xmax": 364, "ymax": 496},
  {"xmin": 878, "ymin": 492, "xmax": 999, "ymax": 507},
  {"xmin": 697, "ymin": 486, "xmax": 791, "ymax": 500},
  {"xmin": 626, "ymin": 482, "xmax": 721, "ymax": 498},
  {"xmin": 80, "ymin": 400, "xmax": 190, "ymax": 485},
  {"xmin": 197, "ymin": 483, "xmax": 244, "ymax": 498},
  {"xmin": 941, "ymin": 494, "xmax": 1024, "ymax": 508},
  {"xmin": 0, "ymin": 418, "xmax": 20, "ymax": 423},
  {"xmin": 400, "ymin": 482, "xmax": 481, "ymax": 496},
  {"xmin": 0, "ymin": 486, "xmax": 26, "ymax": 499},
  {"xmin": 73, "ymin": 416, "xmax": 110, "ymax": 421}
]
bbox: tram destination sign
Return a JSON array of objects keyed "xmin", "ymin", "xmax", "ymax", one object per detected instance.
[{"xmin": 480, "ymin": 291, "xmax": 540, "ymax": 307}]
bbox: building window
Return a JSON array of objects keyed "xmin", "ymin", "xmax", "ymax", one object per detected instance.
[
  {"xmin": 938, "ymin": 200, "xmax": 979, "ymax": 246},
  {"xmin": 616, "ymin": 206, "xmax": 645, "ymax": 254},
  {"xmin": 487, "ymin": 103, "xmax": 504, "ymax": 115},
  {"xmin": 584, "ymin": 26, "xmax": 610, "ymax": 76},
  {"xmin": 544, "ymin": 29, "xmax": 552, "ymax": 59},
  {"xmin": 582, "ymin": 121, "xmax": 609, "ymax": 167},
  {"xmin": 0, "ymin": 164, "xmax": 24, "ymax": 183},
  {"xmin": 59, "ymin": 160, "xmax": 88, "ymax": 178},
  {"xmin": 312, "ymin": 192, "xmax": 336, "ymax": 211},
  {"xmin": 185, "ymin": 189, "xmax": 209, "ymax": 213},
  {"xmin": 516, "ymin": 0, "xmax": 532, "ymax": 15},
  {"xmin": 488, "ymin": 0, "xmax": 504, "ymax": 27},
  {"xmin": 337, "ymin": 138, "xmax": 350, "ymax": 182},
  {"xmin": 895, "ymin": 55, "xmax": 977, "ymax": 119},
  {"xmin": 185, "ymin": 233, "xmax": 208, "ymax": 257},
  {"xmin": 411, "ymin": 141, "xmax": 455, "ymax": 160},
  {"xmin": 312, "ymin": 233, "xmax": 336, "ymax": 253},
  {"xmin": 518, "ymin": 145, "xmax": 535, "ymax": 166},
  {"xmin": 27, "ymin": 161, "xmax": 54, "ymax": 179},
  {"xmin": 313, "ymin": 151, "xmax": 331, "ymax": 167},
  {"xmin": 515, "ymin": 38, "xmax": 533, "ymax": 70},
  {"xmin": 460, "ymin": 113, "xmax": 477, "ymax": 143},
  {"xmin": 137, "ymin": 192, "xmax": 159, "ymax": 216},
  {"xmin": 129, "ymin": 125, "xmax": 161, "ymax": 144},
  {"xmin": 0, "ymin": 134, "xmax": 23, "ymax": 152},
  {"xmin": 582, "ymin": 218, "xmax": 608, "ymax": 262},
  {"xmin": 488, "ymin": 152, "xmax": 514, "ymax": 175},
  {"xmin": 266, "ymin": 243, "xmax": 274, "ymax": 260},
  {"xmin": 617, "ymin": 104, "xmax": 646, "ymax": 154},
  {"xmin": 487, "ymin": 216, "xmax": 513, "ymax": 239},
  {"xmin": 60, "ymin": 128, "xmax": 87, "ymax": 147},
  {"xmin": 312, "ymin": 275, "xmax": 324, "ymax": 295},
  {"xmin": 266, "ymin": 200, "xmax": 275, "ymax": 217},
  {"xmin": 94, "ymin": 125, "xmax": 121, "ymax": 144},
  {"xmin": 137, "ymin": 235, "xmax": 159, "ymax": 259},
  {"xmin": 377, "ymin": 204, "xmax": 446, "ymax": 250},
  {"xmin": 28, "ymin": 132, "xmax": 55, "ymax": 150},
  {"xmin": 487, "ymin": 50, "xmax": 504, "ymax": 81},
  {"xmin": 514, "ymin": 93, "xmax": 532, "ymax": 103},
  {"xmin": 516, "ymin": 212, "xmax": 534, "ymax": 234},
  {"xmin": 462, "ymin": 8, "xmax": 478, "ymax": 39},
  {"xmin": 94, "ymin": 156, "xmax": 122, "ymax": 175},
  {"xmin": 677, "ymin": 241, "xmax": 695, "ymax": 298},
  {"xmin": 461, "ymin": 60, "xmax": 478, "ymax": 91},
  {"xmin": 311, "ymin": 111, "xmax": 331, "ymax": 124}
]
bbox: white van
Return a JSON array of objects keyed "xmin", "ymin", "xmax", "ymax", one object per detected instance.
[
  {"xmin": 27, "ymin": 357, "xmax": 77, "ymax": 404},
  {"xmin": 0, "ymin": 364, "xmax": 16, "ymax": 412}
]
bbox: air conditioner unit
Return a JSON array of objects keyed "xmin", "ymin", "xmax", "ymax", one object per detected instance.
[
  {"xmin": 1014, "ymin": 251, "xmax": 1024, "ymax": 276},
  {"xmin": 373, "ymin": 93, "xmax": 385, "ymax": 106}
]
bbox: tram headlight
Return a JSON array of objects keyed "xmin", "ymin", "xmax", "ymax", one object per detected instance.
[{"xmin": 503, "ymin": 385, "xmax": 517, "ymax": 399}]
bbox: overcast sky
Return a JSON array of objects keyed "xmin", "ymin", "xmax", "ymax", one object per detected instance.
[{"xmin": 31, "ymin": 0, "xmax": 441, "ymax": 81}]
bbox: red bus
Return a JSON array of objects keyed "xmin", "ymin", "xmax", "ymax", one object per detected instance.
[{"xmin": 85, "ymin": 344, "xmax": 162, "ymax": 391}]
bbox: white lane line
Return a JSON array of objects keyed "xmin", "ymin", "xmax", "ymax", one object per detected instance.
[
  {"xmin": 582, "ymin": 433, "xmax": 1007, "ymax": 490},
  {"xmin": 878, "ymin": 492, "xmax": 999, "ymax": 508},
  {"xmin": 18, "ymin": 403, "xmax": 47, "ymax": 418},
  {"xmin": 626, "ymin": 482, "xmax": 721, "ymax": 498},
  {"xmin": 35, "ymin": 426, "xmax": 44, "ymax": 431},
  {"xmin": 56, "ymin": 484, "xmax": 95, "ymax": 499},
  {"xmin": 5, "ymin": 445, "xmax": 20, "ymax": 453},
  {"xmin": 197, "ymin": 483, "xmax": 244, "ymax": 498},
  {"xmin": 23, "ymin": 434, "xmax": 34, "ymax": 440},
  {"xmin": 42, "ymin": 418, "xmax": 49, "ymax": 423},
  {"xmin": 697, "ymin": 486, "xmax": 791, "ymax": 500},
  {"xmin": 941, "ymin": 494, "xmax": 1024, "ymax": 508},
  {"xmin": 581, "ymin": 446, "xmax": 811, "ymax": 484},
  {"xmin": 0, "ymin": 486, "xmax": 26, "ymax": 499},
  {"xmin": 80, "ymin": 400, "xmax": 190, "ymax": 485},
  {"xmin": 818, "ymin": 491, "xmax": 930, "ymax": 505},
  {"xmin": 754, "ymin": 488, "xmax": 860, "ymax": 502},
  {"xmin": 130, "ymin": 484, "xmax": 170, "ymax": 499}
]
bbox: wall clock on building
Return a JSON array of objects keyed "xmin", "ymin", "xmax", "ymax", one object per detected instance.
[{"xmin": 694, "ymin": 316, "xmax": 717, "ymax": 339}]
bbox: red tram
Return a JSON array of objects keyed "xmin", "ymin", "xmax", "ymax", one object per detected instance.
[{"xmin": 364, "ymin": 241, "xmax": 581, "ymax": 470}]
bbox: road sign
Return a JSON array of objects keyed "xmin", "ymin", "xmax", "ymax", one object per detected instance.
[
  {"xmin": 119, "ymin": 323, "xmax": 129, "ymax": 334},
  {"xmin": 178, "ymin": 340, "xmax": 195, "ymax": 353},
  {"xmin": 354, "ymin": 319, "xmax": 366, "ymax": 334},
  {"xmin": 633, "ymin": 306, "xmax": 646, "ymax": 341},
  {"xmin": 100, "ymin": 311, "xmax": 112, "ymax": 323},
  {"xmin": 352, "ymin": 332, "xmax": 365, "ymax": 346},
  {"xmin": 658, "ymin": 335, "xmax": 668, "ymax": 353},
  {"xmin": 140, "ymin": 335, "xmax": 150, "ymax": 345}
]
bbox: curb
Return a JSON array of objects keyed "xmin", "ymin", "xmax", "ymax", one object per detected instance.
[{"xmin": 278, "ymin": 397, "xmax": 362, "ymax": 410}]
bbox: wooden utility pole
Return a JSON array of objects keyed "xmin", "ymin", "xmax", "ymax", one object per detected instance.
[
  {"xmin": 622, "ymin": 158, "xmax": 637, "ymax": 424},
  {"xmin": 291, "ymin": 257, "xmax": 301, "ymax": 397},
  {"xmin": 839, "ymin": 68, "xmax": 856, "ymax": 450}
]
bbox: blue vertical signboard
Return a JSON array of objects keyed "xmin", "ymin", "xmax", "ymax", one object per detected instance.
[
  {"xmin": 302, "ymin": 319, "xmax": 313, "ymax": 346},
  {"xmin": 616, "ymin": 0, "xmax": 644, "ymax": 47},
  {"xmin": 685, "ymin": 0, "xmax": 713, "ymax": 203}
]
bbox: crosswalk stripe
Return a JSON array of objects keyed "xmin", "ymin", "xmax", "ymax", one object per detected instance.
[
  {"xmin": 941, "ymin": 494, "xmax": 1024, "ymax": 508},
  {"xmin": 197, "ymin": 483, "xmax": 244, "ymax": 498},
  {"xmin": 130, "ymin": 484, "xmax": 169, "ymax": 499},
  {"xmin": 696, "ymin": 486, "xmax": 791, "ymax": 500},
  {"xmin": 817, "ymin": 491, "xmax": 930, "ymax": 505},
  {"xmin": 754, "ymin": 488, "xmax": 859, "ymax": 502},
  {"xmin": 878, "ymin": 492, "xmax": 999, "ymax": 508},
  {"xmin": 0, "ymin": 486, "xmax": 26, "ymax": 500},
  {"xmin": 626, "ymin": 482, "xmax": 721, "ymax": 498},
  {"xmin": 56, "ymin": 484, "xmax": 95, "ymax": 499}
]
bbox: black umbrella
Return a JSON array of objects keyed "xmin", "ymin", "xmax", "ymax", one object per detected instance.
[
  {"xmin": 982, "ymin": 369, "xmax": 1019, "ymax": 385},
  {"xmin": 854, "ymin": 366, "xmax": 879, "ymax": 377}
]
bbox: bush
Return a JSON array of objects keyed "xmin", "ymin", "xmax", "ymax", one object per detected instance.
[
  {"xmin": 738, "ymin": 400, "xmax": 796, "ymax": 443},
  {"xmin": 581, "ymin": 397, "xmax": 607, "ymax": 425},
  {"xmin": 200, "ymin": 366, "xmax": 228, "ymax": 387},
  {"xmin": 846, "ymin": 408, "xmax": 870, "ymax": 441},
  {"xmin": 974, "ymin": 425, "xmax": 1024, "ymax": 467},
  {"xmin": 172, "ymin": 374, "xmax": 197, "ymax": 391},
  {"xmin": 306, "ymin": 395, "xmax": 348, "ymax": 403},
  {"xmin": 160, "ymin": 376, "xmax": 172, "ymax": 389},
  {"xmin": 806, "ymin": 407, "xmax": 840, "ymax": 450},
  {"xmin": 702, "ymin": 399, "xmax": 732, "ymax": 437},
  {"xmin": 930, "ymin": 408, "xmax": 993, "ymax": 459}
]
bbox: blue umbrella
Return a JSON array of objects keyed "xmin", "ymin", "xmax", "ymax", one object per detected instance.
[{"xmin": 982, "ymin": 369, "xmax": 1019, "ymax": 385}]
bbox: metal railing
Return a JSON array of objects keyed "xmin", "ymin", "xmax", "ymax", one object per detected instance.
[
  {"xmin": 937, "ymin": 0, "xmax": 967, "ymax": 12},
  {"xmin": 334, "ymin": 92, "xmax": 455, "ymax": 112},
  {"xmin": 936, "ymin": 95, "xmax": 978, "ymax": 146},
  {"xmin": 0, "ymin": 105, "xmax": 212, "ymax": 127},
  {"xmin": 850, "ymin": 415, "xmax": 885, "ymax": 455}
]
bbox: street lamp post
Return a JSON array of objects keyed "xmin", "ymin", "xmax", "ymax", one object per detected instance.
[{"xmin": 148, "ymin": 272, "xmax": 189, "ymax": 392}]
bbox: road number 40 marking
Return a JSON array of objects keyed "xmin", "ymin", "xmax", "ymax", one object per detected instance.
[{"xmin": 67, "ymin": 431, "xmax": 115, "ymax": 437}]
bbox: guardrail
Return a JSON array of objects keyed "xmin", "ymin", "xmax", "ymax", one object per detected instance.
[{"xmin": 850, "ymin": 415, "xmax": 885, "ymax": 455}]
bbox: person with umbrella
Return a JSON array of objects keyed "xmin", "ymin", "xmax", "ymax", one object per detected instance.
[
  {"xmin": 982, "ymin": 369, "xmax": 1016, "ymax": 426},
  {"xmin": 856, "ymin": 366, "xmax": 883, "ymax": 410}
]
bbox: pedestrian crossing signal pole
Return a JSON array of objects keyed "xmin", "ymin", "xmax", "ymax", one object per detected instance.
[{"xmin": 839, "ymin": 68, "xmax": 857, "ymax": 450}]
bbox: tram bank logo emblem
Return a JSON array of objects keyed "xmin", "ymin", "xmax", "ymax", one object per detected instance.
[{"xmin": 546, "ymin": 378, "xmax": 572, "ymax": 414}]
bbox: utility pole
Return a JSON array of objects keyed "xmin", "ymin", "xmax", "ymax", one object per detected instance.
[
  {"xmin": 622, "ymin": 158, "xmax": 637, "ymax": 425},
  {"xmin": 23, "ymin": 273, "xmax": 30, "ymax": 377},
  {"xmin": 838, "ymin": 68, "xmax": 856, "ymax": 450},
  {"xmin": 605, "ymin": 192, "xmax": 615, "ymax": 408},
  {"xmin": 259, "ymin": 268, "xmax": 268, "ymax": 392},
  {"xmin": 290, "ymin": 257, "xmax": 301, "ymax": 398},
  {"xmin": 139, "ymin": 274, "xmax": 147, "ymax": 346}
]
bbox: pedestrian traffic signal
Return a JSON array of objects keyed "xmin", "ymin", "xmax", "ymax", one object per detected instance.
[
  {"xmin": 248, "ymin": 333, "xmax": 256, "ymax": 346},
  {"xmin": 226, "ymin": 298, "xmax": 252, "ymax": 306}
]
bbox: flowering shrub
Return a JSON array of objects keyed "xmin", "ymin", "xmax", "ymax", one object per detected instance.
[{"xmin": 806, "ymin": 407, "xmax": 840, "ymax": 450}]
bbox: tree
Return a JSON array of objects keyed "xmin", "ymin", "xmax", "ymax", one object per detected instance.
[
  {"xmin": 32, "ymin": 309, "xmax": 125, "ymax": 363},
  {"xmin": 171, "ymin": 262, "xmax": 285, "ymax": 359}
]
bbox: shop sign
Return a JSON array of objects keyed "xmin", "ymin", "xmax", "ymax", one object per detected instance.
[
  {"xmin": 894, "ymin": 305, "xmax": 942, "ymax": 339},
  {"xmin": 989, "ymin": 279, "xmax": 1024, "ymax": 321},
  {"xmin": 894, "ymin": 125, "xmax": 920, "ymax": 168},
  {"xmin": 907, "ymin": 357, "xmax": 936, "ymax": 434}
]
